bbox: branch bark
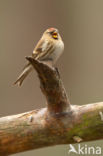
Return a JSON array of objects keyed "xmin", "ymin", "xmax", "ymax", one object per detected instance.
[
  {"xmin": 26, "ymin": 57, "xmax": 70, "ymax": 114},
  {"xmin": 0, "ymin": 57, "xmax": 103, "ymax": 155}
]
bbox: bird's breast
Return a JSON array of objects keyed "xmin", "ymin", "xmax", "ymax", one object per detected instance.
[{"xmin": 51, "ymin": 40, "xmax": 64, "ymax": 64}]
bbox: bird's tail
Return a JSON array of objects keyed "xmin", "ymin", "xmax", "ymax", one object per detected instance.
[{"xmin": 14, "ymin": 63, "xmax": 33, "ymax": 86}]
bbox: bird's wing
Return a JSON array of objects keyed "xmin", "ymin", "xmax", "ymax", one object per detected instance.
[{"xmin": 32, "ymin": 39, "xmax": 54, "ymax": 60}]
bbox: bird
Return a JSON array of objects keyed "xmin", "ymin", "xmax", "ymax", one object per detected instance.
[{"xmin": 14, "ymin": 28, "xmax": 64, "ymax": 86}]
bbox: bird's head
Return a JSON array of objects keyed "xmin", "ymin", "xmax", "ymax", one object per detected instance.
[{"xmin": 44, "ymin": 28, "xmax": 60, "ymax": 40}]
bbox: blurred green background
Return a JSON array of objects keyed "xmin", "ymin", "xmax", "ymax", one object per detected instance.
[{"xmin": 0, "ymin": 0, "xmax": 103, "ymax": 155}]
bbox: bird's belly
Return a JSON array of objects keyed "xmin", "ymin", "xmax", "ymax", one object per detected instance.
[
  {"xmin": 48, "ymin": 48, "xmax": 62, "ymax": 64},
  {"xmin": 48, "ymin": 41, "xmax": 64, "ymax": 64}
]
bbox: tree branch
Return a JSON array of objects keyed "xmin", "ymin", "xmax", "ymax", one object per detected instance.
[
  {"xmin": 26, "ymin": 57, "xmax": 70, "ymax": 114},
  {"xmin": 0, "ymin": 57, "xmax": 103, "ymax": 155}
]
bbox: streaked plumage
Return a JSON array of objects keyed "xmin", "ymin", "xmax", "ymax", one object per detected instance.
[{"xmin": 14, "ymin": 28, "xmax": 64, "ymax": 86}]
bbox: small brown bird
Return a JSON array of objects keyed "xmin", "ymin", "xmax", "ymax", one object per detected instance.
[{"xmin": 14, "ymin": 28, "xmax": 64, "ymax": 86}]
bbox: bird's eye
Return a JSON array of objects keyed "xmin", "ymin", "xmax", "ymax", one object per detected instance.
[{"xmin": 52, "ymin": 32, "xmax": 58, "ymax": 39}]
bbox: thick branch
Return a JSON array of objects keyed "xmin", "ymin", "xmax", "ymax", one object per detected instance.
[
  {"xmin": 0, "ymin": 58, "xmax": 103, "ymax": 155},
  {"xmin": 26, "ymin": 57, "xmax": 70, "ymax": 114},
  {"xmin": 0, "ymin": 102, "xmax": 103, "ymax": 155}
]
